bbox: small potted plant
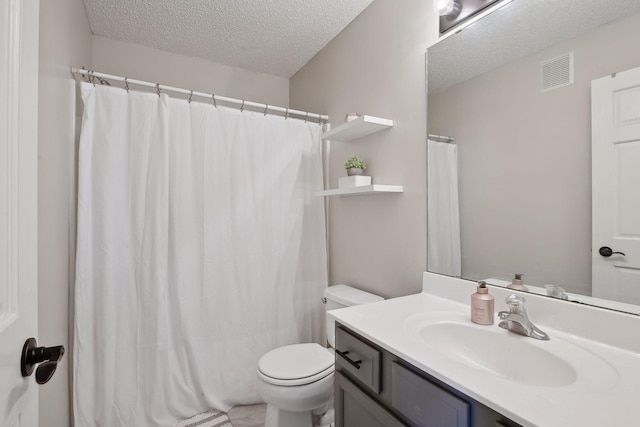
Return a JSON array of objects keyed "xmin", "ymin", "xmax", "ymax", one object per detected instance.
[{"xmin": 344, "ymin": 156, "xmax": 367, "ymax": 176}]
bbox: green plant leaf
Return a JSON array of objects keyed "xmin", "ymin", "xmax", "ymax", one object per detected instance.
[{"xmin": 344, "ymin": 156, "xmax": 367, "ymax": 170}]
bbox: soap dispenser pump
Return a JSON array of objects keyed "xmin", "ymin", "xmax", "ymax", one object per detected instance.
[
  {"xmin": 471, "ymin": 281, "xmax": 494, "ymax": 325},
  {"xmin": 507, "ymin": 273, "xmax": 528, "ymax": 292}
]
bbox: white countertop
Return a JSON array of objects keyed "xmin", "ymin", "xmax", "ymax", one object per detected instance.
[{"xmin": 328, "ymin": 291, "xmax": 640, "ymax": 427}]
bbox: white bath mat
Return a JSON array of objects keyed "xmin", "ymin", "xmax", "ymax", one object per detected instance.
[{"xmin": 176, "ymin": 409, "xmax": 234, "ymax": 427}]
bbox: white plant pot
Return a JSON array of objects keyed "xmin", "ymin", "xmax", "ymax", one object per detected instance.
[{"xmin": 339, "ymin": 175, "xmax": 371, "ymax": 189}]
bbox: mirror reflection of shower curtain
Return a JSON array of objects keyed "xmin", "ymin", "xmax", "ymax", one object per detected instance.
[
  {"xmin": 427, "ymin": 140, "xmax": 461, "ymax": 277},
  {"xmin": 73, "ymin": 82, "xmax": 328, "ymax": 426}
]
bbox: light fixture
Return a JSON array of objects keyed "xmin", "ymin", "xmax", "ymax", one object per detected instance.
[
  {"xmin": 435, "ymin": 0, "xmax": 510, "ymax": 36},
  {"xmin": 433, "ymin": 0, "xmax": 456, "ymax": 16}
]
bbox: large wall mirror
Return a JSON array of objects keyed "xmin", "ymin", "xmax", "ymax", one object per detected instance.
[{"xmin": 427, "ymin": 0, "xmax": 640, "ymax": 314}]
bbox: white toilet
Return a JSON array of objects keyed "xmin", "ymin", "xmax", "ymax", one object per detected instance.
[{"xmin": 256, "ymin": 285, "xmax": 383, "ymax": 427}]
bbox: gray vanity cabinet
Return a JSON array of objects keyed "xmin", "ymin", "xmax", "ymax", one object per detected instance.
[{"xmin": 334, "ymin": 323, "xmax": 522, "ymax": 427}]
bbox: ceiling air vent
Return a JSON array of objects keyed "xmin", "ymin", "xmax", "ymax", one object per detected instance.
[{"xmin": 540, "ymin": 52, "xmax": 574, "ymax": 93}]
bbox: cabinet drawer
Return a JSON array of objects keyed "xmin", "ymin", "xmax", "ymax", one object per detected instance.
[
  {"xmin": 335, "ymin": 326, "xmax": 381, "ymax": 394},
  {"xmin": 391, "ymin": 362, "xmax": 470, "ymax": 427}
]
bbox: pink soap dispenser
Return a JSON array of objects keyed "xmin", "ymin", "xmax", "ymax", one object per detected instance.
[
  {"xmin": 471, "ymin": 281, "xmax": 494, "ymax": 325},
  {"xmin": 507, "ymin": 273, "xmax": 529, "ymax": 292}
]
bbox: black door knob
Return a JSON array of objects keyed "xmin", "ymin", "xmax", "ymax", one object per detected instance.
[
  {"xmin": 21, "ymin": 338, "xmax": 65, "ymax": 384},
  {"xmin": 599, "ymin": 246, "xmax": 626, "ymax": 257}
]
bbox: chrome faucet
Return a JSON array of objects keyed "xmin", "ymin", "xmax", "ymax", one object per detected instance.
[
  {"xmin": 498, "ymin": 294, "xmax": 550, "ymax": 340},
  {"xmin": 544, "ymin": 284, "xmax": 569, "ymax": 300}
]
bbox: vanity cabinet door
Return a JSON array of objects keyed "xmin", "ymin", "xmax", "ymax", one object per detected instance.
[
  {"xmin": 391, "ymin": 362, "xmax": 470, "ymax": 427},
  {"xmin": 335, "ymin": 371, "xmax": 407, "ymax": 427}
]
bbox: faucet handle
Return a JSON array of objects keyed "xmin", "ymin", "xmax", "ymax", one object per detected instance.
[{"xmin": 505, "ymin": 293, "xmax": 526, "ymax": 314}]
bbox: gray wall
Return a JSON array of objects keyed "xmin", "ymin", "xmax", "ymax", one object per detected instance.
[
  {"xmin": 428, "ymin": 13, "xmax": 640, "ymax": 295},
  {"xmin": 91, "ymin": 36, "xmax": 290, "ymax": 107},
  {"xmin": 38, "ymin": 0, "xmax": 92, "ymax": 425},
  {"xmin": 290, "ymin": 0, "xmax": 440, "ymax": 298}
]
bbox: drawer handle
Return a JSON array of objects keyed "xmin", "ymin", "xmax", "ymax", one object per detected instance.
[{"xmin": 336, "ymin": 350, "xmax": 362, "ymax": 369}]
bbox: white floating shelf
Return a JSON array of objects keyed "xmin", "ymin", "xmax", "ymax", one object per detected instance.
[
  {"xmin": 316, "ymin": 185, "xmax": 404, "ymax": 197},
  {"xmin": 321, "ymin": 115, "xmax": 393, "ymax": 142}
]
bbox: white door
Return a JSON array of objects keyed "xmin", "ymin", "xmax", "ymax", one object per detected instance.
[
  {"xmin": 592, "ymin": 67, "xmax": 640, "ymax": 305},
  {"xmin": 0, "ymin": 0, "xmax": 40, "ymax": 425}
]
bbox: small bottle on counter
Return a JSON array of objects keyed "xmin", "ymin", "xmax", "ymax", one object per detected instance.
[
  {"xmin": 471, "ymin": 281, "xmax": 494, "ymax": 325},
  {"xmin": 507, "ymin": 273, "xmax": 528, "ymax": 292}
]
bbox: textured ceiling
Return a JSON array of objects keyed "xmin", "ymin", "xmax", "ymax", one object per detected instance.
[
  {"xmin": 82, "ymin": 0, "xmax": 374, "ymax": 78},
  {"xmin": 429, "ymin": 0, "xmax": 640, "ymax": 93}
]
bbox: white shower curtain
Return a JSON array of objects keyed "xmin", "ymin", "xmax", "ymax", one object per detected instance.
[
  {"xmin": 73, "ymin": 82, "xmax": 328, "ymax": 426},
  {"xmin": 427, "ymin": 139, "xmax": 461, "ymax": 277}
]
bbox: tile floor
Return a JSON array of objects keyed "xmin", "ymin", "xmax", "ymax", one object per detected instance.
[{"xmin": 228, "ymin": 403, "xmax": 267, "ymax": 427}]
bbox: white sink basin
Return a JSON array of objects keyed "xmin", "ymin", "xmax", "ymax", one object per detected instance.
[
  {"xmin": 405, "ymin": 312, "xmax": 618, "ymax": 390},
  {"xmin": 419, "ymin": 321, "xmax": 576, "ymax": 387}
]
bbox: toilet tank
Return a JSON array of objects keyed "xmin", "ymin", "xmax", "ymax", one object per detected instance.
[{"xmin": 323, "ymin": 284, "xmax": 383, "ymax": 348}]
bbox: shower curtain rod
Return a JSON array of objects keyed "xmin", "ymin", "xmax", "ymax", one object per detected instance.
[
  {"xmin": 70, "ymin": 67, "xmax": 329, "ymax": 123},
  {"xmin": 428, "ymin": 133, "xmax": 455, "ymax": 143}
]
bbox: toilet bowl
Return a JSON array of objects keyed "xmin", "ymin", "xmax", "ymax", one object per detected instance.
[
  {"xmin": 257, "ymin": 343, "xmax": 334, "ymax": 427},
  {"xmin": 256, "ymin": 285, "xmax": 383, "ymax": 427}
]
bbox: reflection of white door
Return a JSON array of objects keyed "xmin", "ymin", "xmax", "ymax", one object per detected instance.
[
  {"xmin": 0, "ymin": 0, "xmax": 40, "ymax": 425},
  {"xmin": 592, "ymin": 67, "xmax": 640, "ymax": 305}
]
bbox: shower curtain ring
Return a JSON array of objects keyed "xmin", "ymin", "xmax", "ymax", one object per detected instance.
[
  {"xmin": 240, "ymin": 100, "xmax": 245, "ymax": 112},
  {"xmin": 318, "ymin": 114, "xmax": 322, "ymax": 124},
  {"xmin": 89, "ymin": 70, "xmax": 95, "ymax": 87},
  {"xmin": 304, "ymin": 112, "xmax": 309, "ymax": 123},
  {"xmin": 188, "ymin": 90, "xmax": 193, "ymax": 104},
  {"xmin": 285, "ymin": 108, "xmax": 289, "ymax": 120},
  {"xmin": 156, "ymin": 83, "xmax": 161, "ymax": 97},
  {"xmin": 212, "ymin": 94, "xmax": 217, "ymax": 108},
  {"xmin": 263, "ymin": 104, "xmax": 269, "ymax": 116},
  {"xmin": 124, "ymin": 77, "xmax": 129, "ymax": 93}
]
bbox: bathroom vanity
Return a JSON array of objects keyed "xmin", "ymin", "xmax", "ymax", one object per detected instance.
[
  {"xmin": 329, "ymin": 273, "xmax": 640, "ymax": 427},
  {"xmin": 334, "ymin": 324, "xmax": 520, "ymax": 427}
]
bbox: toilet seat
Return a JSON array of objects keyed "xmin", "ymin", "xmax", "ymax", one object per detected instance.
[{"xmin": 258, "ymin": 343, "xmax": 334, "ymax": 387}]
